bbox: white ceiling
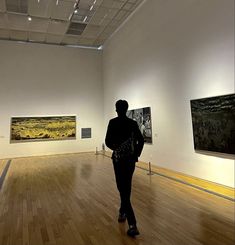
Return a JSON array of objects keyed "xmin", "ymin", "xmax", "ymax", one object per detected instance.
[{"xmin": 0, "ymin": 0, "xmax": 144, "ymax": 48}]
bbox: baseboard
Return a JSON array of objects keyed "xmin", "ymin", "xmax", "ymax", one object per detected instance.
[{"xmin": 102, "ymin": 151, "xmax": 234, "ymax": 201}]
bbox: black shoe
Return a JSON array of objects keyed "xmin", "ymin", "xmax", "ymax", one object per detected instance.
[
  {"xmin": 127, "ymin": 225, "xmax": 140, "ymax": 237},
  {"xmin": 118, "ymin": 213, "xmax": 126, "ymax": 223}
]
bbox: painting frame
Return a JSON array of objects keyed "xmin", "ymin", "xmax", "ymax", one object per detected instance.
[
  {"xmin": 190, "ymin": 93, "xmax": 235, "ymax": 155},
  {"xmin": 127, "ymin": 106, "xmax": 153, "ymax": 144},
  {"xmin": 10, "ymin": 115, "xmax": 77, "ymax": 143}
]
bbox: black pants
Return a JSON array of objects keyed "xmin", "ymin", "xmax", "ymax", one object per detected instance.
[{"xmin": 113, "ymin": 159, "xmax": 136, "ymax": 226}]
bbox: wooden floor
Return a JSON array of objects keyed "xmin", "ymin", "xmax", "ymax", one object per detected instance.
[
  {"xmin": 0, "ymin": 159, "xmax": 5, "ymax": 175},
  {"xmin": 0, "ymin": 153, "xmax": 234, "ymax": 245}
]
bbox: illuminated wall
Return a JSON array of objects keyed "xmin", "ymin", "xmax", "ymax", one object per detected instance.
[
  {"xmin": 0, "ymin": 40, "xmax": 103, "ymax": 158},
  {"xmin": 103, "ymin": 0, "xmax": 235, "ymax": 187}
]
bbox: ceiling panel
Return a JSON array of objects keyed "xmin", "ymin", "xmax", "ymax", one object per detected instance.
[
  {"xmin": 96, "ymin": 31, "xmax": 110, "ymax": 40},
  {"xmin": 28, "ymin": 0, "xmax": 54, "ymax": 19},
  {"xmin": 47, "ymin": 19, "xmax": 69, "ymax": 34},
  {"xmin": 91, "ymin": 7, "xmax": 118, "ymax": 21},
  {"xmin": 72, "ymin": 8, "xmax": 93, "ymax": 23},
  {"xmin": 78, "ymin": 1, "xmax": 92, "ymax": 11},
  {"xmin": 80, "ymin": 0, "xmax": 103, "ymax": 6},
  {"xmin": 0, "ymin": 13, "xmax": 8, "ymax": 29},
  {"xmin": 79, "ymin": 0, "xmax": 103, "ymax": 10},
  {"xmin": 46, "ymin": 33, "xmax": 63, "ymax": 44},
  {"xmin": 99, "ymin": 25, "xmax": 116, "ymax": 36},
  {"xmin": 6, "ymin": 0, "xmax": 28, "ymax": 14},
  {"xmin": 7, "ymin": 13, "xmax": 29, "ymax": 31},
  {"xmin": 10, "ymin": 29, "xmax": 28, "ymax": 41},
  {"xmin": 101, "ymin": 0, "xmax": 126, "ymax": 9},
  {"xmin": 61, "ymin": 35, "xmax": 79, "ymax": 45},
  {"xmin": 0, "ymin": 0, "xmax": 145, "ymax": 47},
  {"xmin": 113, "ymin": 9, "xmax": 129, "ymax": 21},
  {"xmin": 28, "ymin": 17, "xmax": 49, "ymax": 32},
  {"xmin": 0, "ymin": 0, "xmax": 6, "ymax": 12},
  {"xmin": 78, "ymin": 37, "xmax": 94, "ymax": 46},
  {"xmin": 51, "ymin": 0, "xmax": 75, "ymax": 21},
  {"xmin": 28, "ymin": 31, "xmax": 46, "ymax": 42},
  {"xmin": 88, "ymin": 14, "xmax": 111, "ymax": 27},
  {"xmin": 128, "ymin": 0, "xmax": 139, "ymax": 3},
  {"xmin": 66, "ymin": 22, "xmax": 87, "ymax": 35},
  {"xmin": 71, "ymin": 14, "xmax": 84, "ymax": 23},
  {"xmin": 0, "ymin": 28, "xmax": 10, "ymax": 38},
  {"xmin": 82, "ymin": 24, "xmax": 103, "ymax": 39},
  {"xmin": 93, "ymin": 37, "xmax": 105, "ymax": 46},
  {"xmin": 123, "ymin": 2, "xmax": 135, "ymax": 11},
  {"xmin": 108, "ymin": 18, "xmax": 122, "ymax": 28}
]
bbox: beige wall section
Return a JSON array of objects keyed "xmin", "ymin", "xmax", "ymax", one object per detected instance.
[
  {"xmin": 103, "ymin": 0, "xmax": 235, "ymax": 187},
  {"xmin": 0, "ymin": 40, "xmax": 103, "ymax": 159}
]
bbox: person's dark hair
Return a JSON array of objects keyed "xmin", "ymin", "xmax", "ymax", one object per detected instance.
[{"xmin": 115, "ymin": 100, "xmax": 129, "ymax": 113}]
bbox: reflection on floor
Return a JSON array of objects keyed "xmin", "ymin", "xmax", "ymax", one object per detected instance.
[
  {"xmin": 0, "ymin": 153, "xmax": 234, "ymax": 245},
  {"xmin": 0, "ymin": 160, "xmax": 11, "ymax": 190}
]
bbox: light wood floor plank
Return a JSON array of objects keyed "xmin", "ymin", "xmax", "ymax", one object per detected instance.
[
  {"xmin": 0, "ymin": 153, "xmax": 234, "ymax": 245},
  {"xmin": 0, "ymin": 159, "xmax": 6, "ymax": 177}
]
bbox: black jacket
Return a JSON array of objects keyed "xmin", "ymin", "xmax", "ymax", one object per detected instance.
[{"xmin": 105, "ymin": 116, "xmax": 144, "ymax": 162}]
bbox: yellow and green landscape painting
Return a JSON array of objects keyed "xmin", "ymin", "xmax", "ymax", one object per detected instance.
[{"xmin": 11, "ymin": 116, "xmax": 76, "ymax": 142}]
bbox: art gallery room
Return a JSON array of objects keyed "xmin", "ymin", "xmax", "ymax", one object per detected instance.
[{"xmin": 0, "ymin": 0, "xmax": 235, "ymax": 244}]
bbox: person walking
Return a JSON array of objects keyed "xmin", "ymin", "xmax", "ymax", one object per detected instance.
[{"xmin": 105, "ymin": 100, "xmax": 144, "ymax": 237}]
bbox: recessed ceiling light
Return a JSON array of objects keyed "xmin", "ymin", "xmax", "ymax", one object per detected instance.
[{"xmin": 28, "ymin": 16, "xmax": 32, "ymax": 21}]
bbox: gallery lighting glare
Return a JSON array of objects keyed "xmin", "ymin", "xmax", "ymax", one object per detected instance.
[
  {"xmin": 93, "ymin": 0, "xmax": 96, "ymax": 4},
  {"xmin": 65, "ymin": 44, "xmax": 100, "ymax": 50},
  {"xmin": 28, "ymin": 16, "xmax": 32, "ymax": 21},
  {"xmin": 83, "ymin": 16, "xmax": 88, "ymax": 22},
  {"xmin": 69, "ymin": 13, "xmax": 73, "ymax": 20},
  {"xmin": 74, "ymin": 9, "xmax": 78, "ymax": 13},
  {"xmin": 56, "ymin": 0, "xmax": 59, "ymax": 5},
  {"xmin": 38, "ymin": 0, "xmax": 40, "ymax": 3},
  {"xmin": 90, "ymin": 5, "xmax": 94, "ymax": 11}
]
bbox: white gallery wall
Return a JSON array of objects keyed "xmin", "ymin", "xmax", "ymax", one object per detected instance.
[
  {"xmin": 103, "ymin": 0, "xmax": 235, "ymax": 187},
  {"xmin": 0, "ymin": 40, "xmax": 103, "ymax": 159}
]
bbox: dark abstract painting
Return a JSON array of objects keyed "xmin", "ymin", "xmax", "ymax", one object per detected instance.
[
  {"xmin": 127, "ymin": 107, "xmax": 152, "ymax": 144},
  {"xmin": 190, "ymin": 94, "xmax": 235, "ymax": 154}
]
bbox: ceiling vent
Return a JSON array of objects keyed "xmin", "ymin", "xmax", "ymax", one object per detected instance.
[
  {"xmin": 66, "ymin": 22, "xmax": 87, "ymax": 36},
  {"xmin": 6, "ymin": 0, "xmax": 28, "ymax": 14}
]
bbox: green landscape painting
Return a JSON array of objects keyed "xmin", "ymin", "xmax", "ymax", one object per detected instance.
[{"xmin": 11, "ymin": 116, "xmax": 76, "ymax": 142}]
